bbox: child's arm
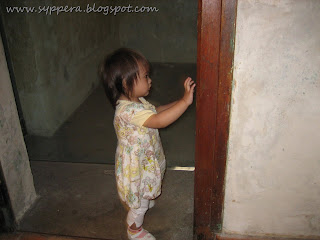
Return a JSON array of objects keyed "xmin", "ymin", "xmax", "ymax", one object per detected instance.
[
  {"xmin": 144, "ymin": 77, "xmax": 195, "ymax": 129},
  {"xmin": 156, "ymin": 101, "xmax": 178, "ymax": 113}
]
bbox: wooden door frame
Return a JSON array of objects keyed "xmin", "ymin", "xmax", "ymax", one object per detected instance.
[{"xmin": 194, "ymin": 0, "xmax": 238, "ymax": 239}]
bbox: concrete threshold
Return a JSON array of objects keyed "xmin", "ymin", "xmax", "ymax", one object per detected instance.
[{"xmin": 0, "ymin": 231, "xmax": 112, "ymax": 240}]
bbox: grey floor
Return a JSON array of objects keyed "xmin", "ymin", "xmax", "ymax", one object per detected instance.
[{"xmin": 18, "ymin": 161, "xmax": 194, "ymax": 240}]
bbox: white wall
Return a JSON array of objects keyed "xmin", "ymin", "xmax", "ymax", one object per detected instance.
[
  {"xmin": 0, "ymin": 36, "xmax": 37, "ymax": 222},
  {"xmin": 224, "ymin": 0, "xmax": 320, "ymax": 238}
]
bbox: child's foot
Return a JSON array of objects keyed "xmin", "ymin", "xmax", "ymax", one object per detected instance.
[
  {"xmin": 149, "ymin": 200, "xmax": 155, "ymax": 209},
  {"xmin": 127, "ymin": 227, "xmax": 156, "ymax": 240}
]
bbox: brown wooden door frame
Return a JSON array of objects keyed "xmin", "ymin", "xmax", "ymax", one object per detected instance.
[{"xmin": 194, "ymin": 0, "xmax": 238, "ymax": 239}]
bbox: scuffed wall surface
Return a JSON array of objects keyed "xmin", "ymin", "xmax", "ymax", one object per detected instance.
[
  {"xmin": 0, "ymin": 0, "xmax": 120, "ymax": 136},
  {"xmin": 0, "ymin": 0, "xmax": 197, "ymax": 136},
  {"xmin": 224, "ymin": 0, "xmax": 320, "ymax": 237},
  {"xmin": 0, "ymin": 37, "xmax": 37, "ymax": 222}
]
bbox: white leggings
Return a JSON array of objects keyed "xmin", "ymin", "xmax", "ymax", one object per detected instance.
[{"xmin": 126, "ymin": 198, "xmax": 150, "ymax": 228}]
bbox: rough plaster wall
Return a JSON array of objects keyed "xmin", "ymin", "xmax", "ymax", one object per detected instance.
[
  {"xmin": 0, "ymin": 0, "xmax": 196, "ymax": 136},
  {"xmin": 0, "ymin": 0, "xmax": 120, "ymax": 136},
  {"xmin": 223, "ymin": 0, "xmax": 320, "ymax": 237},
  {"xmin": 0, "ymin": 36, "xmax": 37, "ymax": 222}
]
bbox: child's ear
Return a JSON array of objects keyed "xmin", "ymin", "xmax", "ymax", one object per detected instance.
[
  {"xmin": 122, "ymin": 79, "xmax": 130, "ymax": 97},
  {"xmin": 122, "ymin": 79, "xmax": 127, "ymax": 90}
]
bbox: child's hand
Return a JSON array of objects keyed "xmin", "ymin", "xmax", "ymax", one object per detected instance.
[
  {"xmin": 144, "ymin": 77, "xmax": 196, "ymax": 129},
  {"xmin": 182, "ymin": 77, "xmax": 196, "ymax": 106}
]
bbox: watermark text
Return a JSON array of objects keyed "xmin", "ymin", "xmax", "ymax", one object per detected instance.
[{"xmin": 5, "ymin": 3, "xmax": 159, "ymax": 16}]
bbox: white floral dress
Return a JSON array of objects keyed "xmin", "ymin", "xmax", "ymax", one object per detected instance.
[{"xmin": 114, "ymin": 97, "xmax": 166, "ymax": 209}]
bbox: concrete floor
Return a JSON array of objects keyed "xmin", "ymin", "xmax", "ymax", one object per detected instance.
[{"xmin": 15, "ymin": 161, "xmax": 194, "ymax": 240}]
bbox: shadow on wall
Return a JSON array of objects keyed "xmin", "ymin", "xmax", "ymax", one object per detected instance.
[{"xmin": 25, "ymin": 62, "xmax": 197, "ymax": 167}]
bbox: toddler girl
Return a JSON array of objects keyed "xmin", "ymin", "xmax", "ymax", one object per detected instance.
[{"xmin": 99, "ymin": 48, "xmax": 195, "ymax": 240}]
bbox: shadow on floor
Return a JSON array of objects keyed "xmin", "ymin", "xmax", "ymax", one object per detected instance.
[{"xmin": 16, "ymin": 161, "xmax": 194, "ymax": 240}]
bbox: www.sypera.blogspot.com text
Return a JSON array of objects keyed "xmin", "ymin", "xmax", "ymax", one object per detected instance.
[{"xmin": 6, "ymin": 3, "xmax": 159, "ymax": 16}]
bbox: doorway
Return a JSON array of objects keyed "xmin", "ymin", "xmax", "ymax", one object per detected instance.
[
  {"xmin": 0, "ymin": 0, "xmax": 237, "ymax": 239},
  {"xmin": 0, "ymin": 0, "xmax": 198, "ymax": 239}
]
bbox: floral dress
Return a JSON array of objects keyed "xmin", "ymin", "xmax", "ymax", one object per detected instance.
[{"xmin": 114, "ymin": 97, "xmax": 166, "ymax": 209}]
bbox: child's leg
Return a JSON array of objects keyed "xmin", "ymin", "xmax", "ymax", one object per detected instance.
[{"xmin": 127, "ymin": 198, "xmax": 149, "ymax": 229}]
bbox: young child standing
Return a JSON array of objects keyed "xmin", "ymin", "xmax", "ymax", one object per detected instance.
[{"xmin": 100, "ymin": 48, "xmax": 195, "ymax": 240}]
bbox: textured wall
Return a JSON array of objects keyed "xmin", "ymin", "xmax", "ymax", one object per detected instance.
[
  {"xmin": 0, "ymin": 0, "xmax": 197, "ymax": 136},
  {"xmin": 224, "ymin": 0, "xmax": 320, "ymax": 237},
  {"xmin": 0, "ymin": 36, "xmax": 37, "ymax": 222},
  {"xmin": 1, "ymin": 0, "xmax": 120, "ymax": 136}
]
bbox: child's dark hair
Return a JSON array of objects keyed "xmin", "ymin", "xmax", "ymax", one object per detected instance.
[{"xmin": 99, "ymin": 48, "xmax": 150, "ymax": 108}]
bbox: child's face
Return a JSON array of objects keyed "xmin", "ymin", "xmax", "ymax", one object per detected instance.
[{"xmin": 132, "ymin": 64, "xmax": 152, "ymax": 99}]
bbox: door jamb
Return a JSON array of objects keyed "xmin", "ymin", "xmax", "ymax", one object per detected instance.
[{"xmin": 194, "ymin": 0, "xmax": 238, "ymax": 238}]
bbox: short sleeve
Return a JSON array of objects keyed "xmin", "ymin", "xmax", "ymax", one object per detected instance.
[{"xmin": 130, "ymin": 109, "xmax": 155, "ymax": 127}]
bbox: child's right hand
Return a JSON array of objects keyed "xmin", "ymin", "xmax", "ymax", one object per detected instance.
[
  {"xmin": 143, "ymin": 77, "xmax": 196, "ymax": 129},
  {"xmin": 182, "ymin": 77, "xmax": 196, "ymax": 106}
]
